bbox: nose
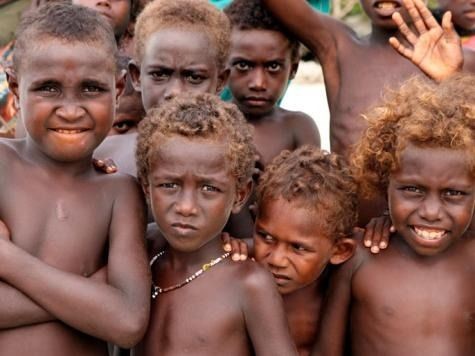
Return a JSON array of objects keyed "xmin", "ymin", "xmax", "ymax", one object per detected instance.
[
  {"xmin": 95, "ymin": 0, "xmax": 111, "ymax": 9},
  {"xmin": 174, "ymin": 189, "xmax": 198, "ymax": 217},
  {"xmin": 267, "ymin": 244, "xmax": 289, "ymax": 269},
  {"xmin": 56, "ymin": 102, "xmax": 86, "ymax": 122},
  {"xmin": 164, "ymin": 79, "xmax": 184, "ymax": 101},
  {"xmin": 249, "ymin": 68, "xmax": 267, "ymax": 92},
  {"xmin": 418, "ymin": 194, "xmax": 443, "ymax": 222}
]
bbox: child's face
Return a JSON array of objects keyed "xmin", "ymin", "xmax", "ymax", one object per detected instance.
[
  {"xmin": 108, "ymin": 92, "xmax": 144, "ymax": 135},
  {"xmin": 130, "ymin": 28, "xmax": 227, "ymax": 111},
  {"xmin": 228, "ymin": 29, "xmax": 296, "ymax": 118},
  {"xmin": 145, "ymin": 135, "xmax": 249, "ymax": 253},
  {"xmin": 72, "ymin": 0, "xmax": 131, "ymax": 39},
  {"xmin": 388, "ymin": 144, "xmax": 475, "ymax": 256},
  {"xmin": 439, "ymin": 0, "xmax": 475, "ymax": 32},
  {"xmin": 8, "ymin": 40, "xmax": 123, "ymax": 162},
  {"xmin": 359, "ymin": 0, "xmax": 408, "ymax": 29},
  {"xmin": 254, "ymin": 197, "xmax": 345, "ymax": 295}
]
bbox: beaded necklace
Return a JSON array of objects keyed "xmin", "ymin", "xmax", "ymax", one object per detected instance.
[{"xmin": 150, "ymin": 250, "xmax": 231, "ymax": 299}]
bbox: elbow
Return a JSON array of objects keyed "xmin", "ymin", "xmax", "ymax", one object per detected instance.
[{"xmin": 113, "ymin": 309, "xmax": 149, "ymax": 348}]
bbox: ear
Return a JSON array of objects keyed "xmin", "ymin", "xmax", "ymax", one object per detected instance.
[
  {"xmin": 231, "ymin": 179, "xmax": 253, "ymax": 214},
  {"xmin": 115, "ymin": 69, "xmax": 126, "ymax": 105},
  {"xmin": 216, "ymin": 68, "xmax": 230, "ymax": 95},
  {"xmin": 329, "ymin": 237, "xmax": 356, "ymax": 265},
  {"xmin": 141, "ymin": 182, "xmax": 151, "ymax": 203},
  {"xmin": 6, "ymin": 67, "xmax": 20, "ymax": 107},
  {"xmin": 289, "ymin": 59, "xmax": 299, "ymax": 81},
  {"xmin": 128, "ymin": 60, "xmax": 142, "ymax": 93}
]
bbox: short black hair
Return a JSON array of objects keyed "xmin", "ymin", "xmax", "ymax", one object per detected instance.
[
  {"xmin": 224, "ymin": 0, "xmax": 300, "ymax": 61},
  {"xmin": 14, "ymin": 2, "xmax": 117, "ymax": 71}
]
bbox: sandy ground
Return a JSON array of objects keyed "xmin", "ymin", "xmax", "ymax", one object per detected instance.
[{"xmin": 280, "ymin": 62, "xmax": 331, "ymax": 150}]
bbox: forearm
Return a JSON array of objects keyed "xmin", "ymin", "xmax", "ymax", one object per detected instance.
[
  {"xmin": 0, "ymin": 280, "xmax": 54, "ymax": 329},
  {"xmin": 0, "ymin": 241, "xmax": 148, "ymax": 348},
  {"xmin": 261, "ymin": 0, "xmax": 336, "ymax": 55}
]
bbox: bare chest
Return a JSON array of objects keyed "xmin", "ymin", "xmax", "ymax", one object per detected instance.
[
  {"xmin": 0, "ymin": 165, "xmax": 112, "ymax": 274},
  {"xmin": 252, "ymin": 121, "xmax": 295, "ymax": 166}
]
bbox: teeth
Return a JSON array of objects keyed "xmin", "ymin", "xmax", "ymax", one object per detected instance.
[
  {"xmin": 55, "ymin": 129, "xmax": 84, "ymax": 134},
  {"xmin": 377, "ymin": 2, "xmax": 397, "ymax": 9},
  {"xmin": 413, "ymin": 227, "xmax": 446, "ymax": 240}
]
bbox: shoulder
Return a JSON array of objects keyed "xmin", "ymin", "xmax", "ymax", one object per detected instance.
[
  {"xmin": 224, "ymin": 259, "xmax": 276, "ymax": 294},
  {"xmin": 96, "ymin": 172, "xmax": 143, "ymax": 201},
  {"xmin": 0, "ymin": 138, "xmax": 23, "ymax": 158},
  {"xmin": 277, "ymin": 108, "xmax": 320, "ymax": 146}
]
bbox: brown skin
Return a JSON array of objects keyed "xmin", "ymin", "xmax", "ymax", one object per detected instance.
[
  {"xmin": 226, "ymin": 28, "xmax": 320, "ymax": 238},
  {"xmin": 0, "ymin": 40, "xmax": 150, "ymax": 355},
  {"xmin": 262, "ymin": 0, "xmax": 475, "ymax": 156},
  {"xmin": 93, "ymin": 28, "xmax": 228, "ymax": 178},
  {"xmin": 253, "ymin": 197, "xmax": 355, "ymax": 355},
  {"xmin": 135, "ymin": 136, "xmax": 298, "ymax": 356},
  {"xmin": 313, "ymin": 146, "xmax": 475, "ymax": 356}
]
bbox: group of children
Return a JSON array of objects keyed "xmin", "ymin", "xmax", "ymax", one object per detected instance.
[{"xmin": 0, "ymin": 0, "xmax": 473, "ymax": 355}]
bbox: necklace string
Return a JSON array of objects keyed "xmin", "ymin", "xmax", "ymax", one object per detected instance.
[{"xmin": 150, "ymin": 251, "xmax": 230, "ymax": 299}]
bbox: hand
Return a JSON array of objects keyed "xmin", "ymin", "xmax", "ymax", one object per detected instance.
[
  {"xmin": 362, "ymin": 215, "xmax": 395, "ymax": 254},
  {"xmin": 0, "ymin": 220, "xmax": 11, "ymax": 241},
  {"xmin": 389, "ymin": 0, "xmax": 463, "ymax": 82},
  {"xmin": 221, "ymin": 232, "xmax": 249, "ymax": 261},
  {"xmin": 93, "ymin": 158, "xmax": 118, "ymax": 174}
]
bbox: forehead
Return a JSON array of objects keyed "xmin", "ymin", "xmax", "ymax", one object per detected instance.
[
  {"xmin": 394, "ymin": 145, "xmax": 474, "ymax": 185},
  {"xmin": 142, "ymin": 28, "xmax": 219, "ymax": 69},
  {"xmin": 258, "ymin": 197, "xmax": 330, "ymax": 242},
  {"xmin": 230, "ymin": 28, "xmax": 291, "ymax": 59},
  {"xmin": 151, "ymin": 135, "xmax": 232, "ymax": 176},
  {"xmin": 18, "ymin": 40, "xmax": 115, "ymax": 80}
]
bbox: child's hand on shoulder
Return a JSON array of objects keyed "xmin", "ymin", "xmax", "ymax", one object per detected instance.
[
  {"xmin": 221, "ymin": 232, "xmax": 249, "ymax": 261},
  {"xmin": 361, "ymin": 214, "xmax": 395, "ymax": 254},
  {"xmin": 92, "ymin": 158, "xmax": 118, "ymax": 174}
]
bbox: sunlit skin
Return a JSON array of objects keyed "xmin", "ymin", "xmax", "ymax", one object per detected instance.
[
  {"xmin": 72, "ymin": 0, "xmax": 131, "ymax": 40},
  {"xmin": 0, "ymin": 40, "xmax": 150, "ymax": 355},
  {"xmin": 254, "ymin": 197, "xmax": 354, "ymax": 356},
  {"xmin": 313, "ymin": 145, "xmax": 475, "ymax": 356},
  {"xmin": 94, "ymin": 28, "xmax": 227, "ymax": 177},
  {"xmin": 135, "ymin": 135, "xmax": 298, "ymax": 356},
  {"xmin": 226, "ymin": 28, "xmax": 320, "ymax": 238},
  {"xmin": 261, "ymin": 0, "xmax": 472, "ymax": 228}
]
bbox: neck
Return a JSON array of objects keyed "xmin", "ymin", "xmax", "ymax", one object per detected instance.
[
  {"xmin": 23, "ymin": 139, "xmax": 94, "ymax": 178},
  {"xmin": 166, "ymin": 236, "xmax": 225, "ymax": 272},
  {"xmin": 369, "ymin": 25, "xmax": 398, "ymax": 44},
  {"xmin": 282, "ymin": 278, "xmax": 324, "ymax": 308}
]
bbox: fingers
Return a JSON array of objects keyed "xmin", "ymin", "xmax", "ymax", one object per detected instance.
[
  {"xmin": 392, "ymin": 12, "xmax": 418, "ymax": 45},
  {"xmin": 414, "ymin": 0, "xmax": 439, "ymax": 30},
  {"xmin": 363, "ymin": 216, "xmax": 394, "ymax": 254},
  {"xmin": 389, "ymin": 36, "xmax": 414, "ymax": 60},
  {"xmin": 441, "ymin": 11, "xmax": 458, "ymax": 41},
  {"xmin": 92, "ymin": 158, "xmax": 118, "ymax": 174},
  {"xmin": 221, "ymin": 233, "xmax": 248, "ymax": 261}
]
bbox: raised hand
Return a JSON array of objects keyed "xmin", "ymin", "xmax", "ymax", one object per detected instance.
[{"xmin": 389, "ymin": 0, "xmax": 463, "ymax": 81}]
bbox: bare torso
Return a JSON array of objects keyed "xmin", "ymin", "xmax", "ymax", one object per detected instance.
[
  {"xmin": 283, "ymin": 281, "xmax": 324, "ymax": 356},
  {"xmin": 350, "ymin": 234, "xmax": 475, "ymax": 355},
  {"xmin": 0, "ymin": 140, "xmax": 126, "ymax": 356}
]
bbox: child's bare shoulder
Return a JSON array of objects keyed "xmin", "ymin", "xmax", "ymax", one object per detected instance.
[
  {"xmin": 277, "ymin": 108, "xmax": 320, "ymax": 146},
  {"xmin": 224, "ymin": 259, "xmax": 276, "ymax": 294}
]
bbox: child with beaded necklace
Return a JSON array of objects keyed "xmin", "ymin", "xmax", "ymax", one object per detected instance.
[{"xmin": 133, "ymin": 93, "xmax": 298, "ymax": 356}]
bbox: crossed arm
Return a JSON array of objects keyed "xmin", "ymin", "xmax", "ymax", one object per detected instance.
[{"xmin": 0, "ymin": 177, "xmax": 150, "ymax": 348}]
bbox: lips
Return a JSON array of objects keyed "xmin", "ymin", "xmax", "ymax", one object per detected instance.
[
  {"xmin": 373, "ymin": 1, "xmax": 401, "ymax": 17},
  {"xmin": 171, "ymin": 222, "xmax": 197, "ymax": 235},
  {"xmin": 271, "ymin": 272, "xmax": 291, "ymax": 285},
  {"xmin": 243, "ymin": 96, "xmax": 271, "ymax": 107},
  {"xmin": 50, "ymin": 128, "xmax": 89, "ymax": 135}
]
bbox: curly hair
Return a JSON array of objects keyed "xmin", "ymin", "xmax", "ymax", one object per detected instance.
[
  {"xmin": 256, "ymin": 146, "xmax": 358, "ymax": 239},
  {"xmin": 14, "ymin": 2, "xmax": 117, "ymax": 71},
  {"xmin": 134, "ymin": 0, "xmax": 230, "ymax": 69},
  {"xmin": 136, "ymin": 93, "xmax": 256, "ymax": 189},
  {"xmin": 224, "ymin": 0, "xmax": 300, "ymax": 61},
  {"xmin": 351, "ymin": 74, "xmax": 475, "ymax": 198}
]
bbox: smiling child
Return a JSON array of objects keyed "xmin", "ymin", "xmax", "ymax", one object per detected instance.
[{"xmin": 313, "ymin": 73, "xmax": 475, "ymax": 356}]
